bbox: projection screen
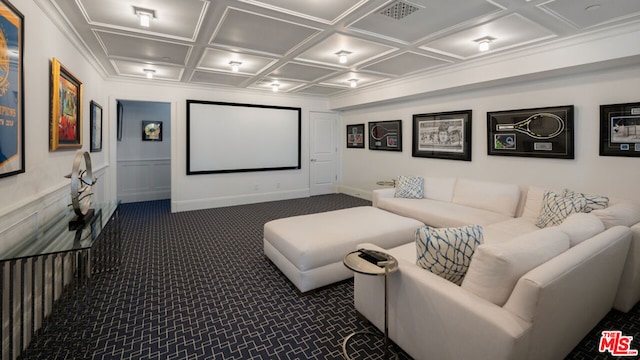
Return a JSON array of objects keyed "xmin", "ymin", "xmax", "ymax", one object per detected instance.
[{"xmin": 187, "ymin": 100, "xmax": 301, "ymax": 174}]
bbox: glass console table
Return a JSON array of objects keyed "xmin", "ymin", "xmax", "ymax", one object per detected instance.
[{"xmin": 0, "ymin": 201, "xmax": 120, "ymax": 359}]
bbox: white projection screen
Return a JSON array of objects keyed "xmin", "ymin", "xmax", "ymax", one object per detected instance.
[{"xmin": 187, "ymin": 100, "xmax": 301, "ymax": 174}]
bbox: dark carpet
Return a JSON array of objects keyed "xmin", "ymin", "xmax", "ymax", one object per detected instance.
[{"xmin": 19, "ymin": 194, "xmax": 640, "ymax": 359}]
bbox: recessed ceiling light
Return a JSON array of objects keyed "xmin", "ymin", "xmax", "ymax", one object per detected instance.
[
  {"xmin": 133, "ymin": 6, "xmax": 156, "ymax": 27},
  {"xmin": 271, "ymin": 82, "xmax": 280, "ymax": 92},
  {"xmin": 335, "ymin": 50, "xmax": 352, "ymax": 64},
  {"xmin": 474, "ymin": 36, "xmax": 496, "ymax": 52},
  {"xmin": 229, "ymin": 61, "xmax": 242, "ymax": 72},
  {"xmin": 349, "ymin": 79, "xmax": 358, "ymax": 88},
  {"xmin": 143, "ymin": 69, "xmax": 156, "ymax": 79}
]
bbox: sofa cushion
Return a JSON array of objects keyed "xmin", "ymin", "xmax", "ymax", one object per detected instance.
[
  {"xmin": 482, "ymin": 218, "xmax": 540, "ymax": 244},
  {"xmin": 563, "ymin": 189, "xmax": 609, "ymax": 213},
  {"xmin": 416, "ymin": 225, "xmax": 483, "ymax": 285},
  {"xmin": 535, "ymin": 190, "xmax": 588, "ymax": 228},
  {"xmin": 395, "ymin": 176, "xmax": 424, "ymax": 199},
  {"xmin": 376, "ymin": 197, "xmax": 513, "ymax": 228},
  {"xmin": 452, "ymin": 178, "xmax": 521, "ymax": 217},
  {"xmin": 461, "ymin": 228, "xmax": 570, "ymax": 306},
  {"xmin": 591, "ymin": 202, "xmax": 640, "ymax": 229},
  {"xmin": 556, "ymin": 212, "xmax": 605, "ymax": 246},
  {"xmin": 423, "ymin": 176, "xmax": 457, "ymax": 202}
]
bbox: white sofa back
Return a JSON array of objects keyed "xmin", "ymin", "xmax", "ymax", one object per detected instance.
[{"xmin": 452, "ymin": 178, "xmax": 522, "ymax": 218}]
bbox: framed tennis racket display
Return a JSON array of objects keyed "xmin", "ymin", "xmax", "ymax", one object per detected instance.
[
  {"xmin": 487, "ymin": 105, "xmax": 574, "ymax": 159},
  {"xmin": 369, "ymin": 120, "xmax": 402, "ymax": 151},
  {"xmin": 600, "ymin": 102, "xmax": 640, "ymax": 157},
  {"xmin": 412, "ymin": 110, "xmax": 472, "ymax": 161}
]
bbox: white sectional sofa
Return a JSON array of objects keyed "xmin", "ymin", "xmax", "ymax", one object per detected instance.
[{"xmin": 354, "ymin": 176, "xmax": 640, "ymax": 360}]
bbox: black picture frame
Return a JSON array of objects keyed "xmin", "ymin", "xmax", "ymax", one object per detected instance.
[
  {"xmin": 600, "ymin": 102, "xmax": 640, "ymax": 157},
  {"xmin": 412, "ymin": 110, "xmax": 472, "ymax": 161},
  {"xmin": 487, "ymin": 105, "xmax": 574, "ymax": 159},
  {"xmin": 142, "ymin": 121, "xmax": 162, "ymax": 141},
  {"xmin": 0, "ymin": 0, "xmax": 24, "ymax": 179},
  {"xmin": 346, "ymin": 124, "xmax": 365, "ymax": 148},
  {"xmin": 369, "ymin": 120, "xmax": 402, "ymax": 151},
  {"xmin": 90, "ymin": 100, "xmax": 103, "ymax": 152}
]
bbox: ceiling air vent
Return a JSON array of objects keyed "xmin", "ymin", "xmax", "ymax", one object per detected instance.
[{"xmin": 379, "ymin": 0, "xmax": 420, "ymax": 20}]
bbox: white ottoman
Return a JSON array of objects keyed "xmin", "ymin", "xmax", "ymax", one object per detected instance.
[{"xmin": 263, "ymin": 206, "xmax": 424, "ymax": 293}]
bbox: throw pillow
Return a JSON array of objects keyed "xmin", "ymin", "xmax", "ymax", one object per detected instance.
[
  {"xmin": 394, "ymin": 176, "xmax": 424, "ymax": 199},
  {"xmin": 535, "ymin": 190, "xmax": 588, "ymax": 228},
  {"xmin": 461, "ymin": 228, "xmax": 570, "ymax": 306},
  {"xmin": 415, "ymin": 225, "xmax": 483, "ymax": 285},
  {"xmin": 563, "ymin": 189, "xmax": 609, "ymax": 213}
]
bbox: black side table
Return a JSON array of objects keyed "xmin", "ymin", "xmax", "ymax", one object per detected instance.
[{"xmin": 342, "ymin": 249, "xmax": 399, "ymax": 360}]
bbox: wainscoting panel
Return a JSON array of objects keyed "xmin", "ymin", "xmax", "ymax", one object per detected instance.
[{"xmin": 117, "ymin": 159, "xmax": 170, "ymax": 203}]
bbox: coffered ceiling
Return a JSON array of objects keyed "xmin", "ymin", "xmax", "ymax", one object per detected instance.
[{"xmin": 39, "ymin": 0, "xmax": 640, "ymax": 96}]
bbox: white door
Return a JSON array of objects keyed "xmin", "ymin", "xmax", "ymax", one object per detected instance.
[{"xmin": 310, "ymin": 111, "xmax": 338, "ymax": 196}]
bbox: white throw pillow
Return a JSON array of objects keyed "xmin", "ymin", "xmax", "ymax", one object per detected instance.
[
  {"xmin": 535, "ymin": 190, "xmax": 588, "ymax": 228},
  {"xmin": 563, "ymin": 189, "xmax": 609, "ymax": 213},
  {"xmin": 521, "ymin": 186, "xmax": 550, "ymax": 220},
  {"xmin": 591, "ymin": 202, "xmax": 640, "ymax": 228},
  {"xmin": 461, "ymin": 228, "xmax": 570, "ymax": 306},
  {"xmin": 394, "ymin": 176, "xmax": 424, "ymax": 199},
  {"xmin": 555, "ymin": 212, "xmax": 605, "ymax": 246},
  {"xmin": 416, "ymin": 225, "xmax": 483, "ymax": 285}
]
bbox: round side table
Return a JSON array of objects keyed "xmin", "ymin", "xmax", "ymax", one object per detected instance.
[{"xmin": 342, "ymin": 249, "xmax": 399, "ymax": 360}]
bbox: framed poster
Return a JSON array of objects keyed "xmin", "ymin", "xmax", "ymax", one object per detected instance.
[
  {"xmin": 412, "ymin": 110, "xmax": 472, "ymax": 161},
  {"xmin": 142, "ymin": 121, "xmax": 162, "ymax": 141},
  {"xmin": 90, "ymin": 100, "xmax": 102, "ymax": 152},
  {"xmin": 487, "ymin": 105, "xmax": 574, "ymax": 159},
  {"xmin": 346, "ymin": 124, "xmax": 365, "ymax": 148},
  {"xmin": 600, "ymin": 102, "xmax": 640, "ymax": 157},
  {"xmin": 369, "ymin": 120, "xmax": 402, "ymax": 151},
  {"xmin": 50, "ymin": 57, "xmax": 83, "ymax": 151},
  {"xmin": 0, "ymin": 0, "xmax": 24, "ymax": 179}
]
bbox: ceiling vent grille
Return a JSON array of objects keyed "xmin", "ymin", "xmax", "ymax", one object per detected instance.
[{"xmin": 379, "ymin": 1, "xmax": 420, "ymax": 20}]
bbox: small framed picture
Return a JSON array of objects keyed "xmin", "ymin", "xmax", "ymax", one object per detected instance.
[
  {"xmin": 412, "ymin": 110, "xmax": 472, "ymax": 161},
  {"xmin": 90, "ymin": 101, "xmax": 103, "ymax": 152},
  {"xmin": 346, "ymin": 124, "xmax": 365, "ymax": 148},
  {"xmin": 142, "ymin": 121, "xmax": 162, "ymax": 141},
  {"xmin": 50, "ymin": 57, "xmax": 83, "ymax": 151},
  {"xmin": 369, "ymin": 120, "xmax": 402, "ymax": 152},
  {"xmin": 600, "ymin": 102, "xmax": 640, "ymax": 157}
]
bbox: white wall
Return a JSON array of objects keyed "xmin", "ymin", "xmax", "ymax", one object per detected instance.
[
  {"xmin": 105, "ymin": 80, "xmax": 331, "ymax": 212},
  {"xmin": 340, "ymin": 64, "xmax": 640, "ymax": 203},
  {"xmin": 117, "ymin": 100, "xmax": 171, "ymax": 203}
]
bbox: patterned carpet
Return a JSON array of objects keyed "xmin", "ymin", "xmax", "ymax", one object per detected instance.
[{"xmin": 20, "ymin": 194, "xmax": 640, "ymax": 359}]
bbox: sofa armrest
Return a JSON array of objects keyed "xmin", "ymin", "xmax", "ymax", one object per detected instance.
[
  {"xmin": 372, "ymin": 188, "xmax": 395, "ymax": 208},
  {"xmin": 614, "ymin": 223, "xmax": 640, "ymax": 312},
  {"xmin": 355, "ymin": 257, "xmax": 531, "ymax": 360},
  {"xmin": 504, "ymin": 225, "xmax": 632, "ymax": 359}
]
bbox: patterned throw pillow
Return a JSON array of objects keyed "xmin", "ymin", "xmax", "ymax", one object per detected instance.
[
  {"xmin": 394, "ymin": 176, "xmax": 424, "ymax": 199},
  {"xmin": 535, "ymin": 190, "xmax": 588, "ymax": 228},
  {"xmin": 563, "ymin": 189, "xmax": 609, "ymax": 213},
  {"xmin": 416, "ymin": 225, "xmax": 483, "ymax": 285}
]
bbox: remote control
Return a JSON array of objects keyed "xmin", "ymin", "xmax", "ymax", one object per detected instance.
[{"xmin": 358, "ymin": 249, "xmax": 388, "ymax": 265}]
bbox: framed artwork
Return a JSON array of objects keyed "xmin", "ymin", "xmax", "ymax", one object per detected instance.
[
  {"xmin": 50, "ymin": 57, "xmax": 83, "ymax": 151},
  {"xmin": 117, "ymin": 100, "xmax": 123, "ymax": 141},
  {"xmin": 412, "ymin": 110, "xmax": 472, "ymax": 161},
  {"xmin": 487, "ymin": 105, "xmax": 574, "ymax": 159},
  {"xmin": 346, "ymin": 124, "xmax": 365, "ymax": 148},
  {"xmin": 600, "ymin": 102, "xmax": 640, "ymax": 157},
  {"xmin": 369, "ymin": 120, "xmax": 402, "ymax": 151},
  {"xmin": 142, "ymin": 121, "xmax": 162, "ymax": 141},
  {"xmin": 0, "ymin": 0, "xmax": 24, "ymax": 179},
  {"xmin": 90, "ymin": 101, "xmax": 103, "ymax": 152}
]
